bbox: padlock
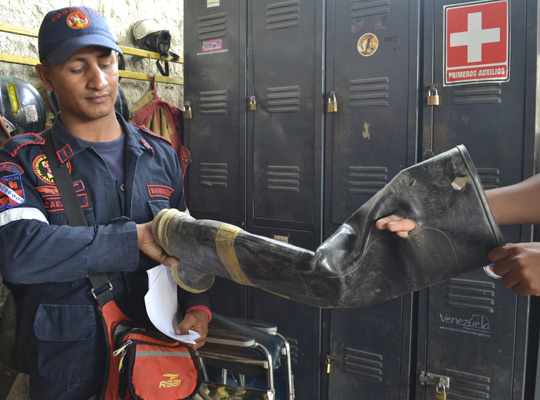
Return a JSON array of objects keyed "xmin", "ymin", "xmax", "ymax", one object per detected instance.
[
  {"xmin": 249, "ymin": 96, "xmax": 257, "ymax": 111},
  {"xmin": 183, "ymin": 101, "xmax": 193, "ymax": 120},
  {"xmin": 435, "ymin": 381, "xmax": 447, "ymax": 400},
  {"xmin": 327, "ymin": 91, "xmax": 338, "ymax": 113},
  {"xmin": 427, "ymin": 85, "xmax": 440, "ymax": 106}
]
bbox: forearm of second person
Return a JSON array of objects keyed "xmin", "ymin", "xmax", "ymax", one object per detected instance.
[{"xmin": 486, "ymin": 174, "xmax": 540, "ymax": 226}]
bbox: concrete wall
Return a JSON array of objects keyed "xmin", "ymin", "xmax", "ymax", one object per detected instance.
[{"xmin": 1, "ymin": 0, "xmax": 185, "ymax": 111}]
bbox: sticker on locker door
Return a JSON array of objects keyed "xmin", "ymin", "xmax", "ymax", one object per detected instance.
[{"xmin": 444, "ymin": 0, "xmax": 509, "ymax": 85}]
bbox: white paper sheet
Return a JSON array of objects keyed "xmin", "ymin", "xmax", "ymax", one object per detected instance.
[{"xmin": 145, "ymin": 265, "xmax": 201, "ymax": 344}]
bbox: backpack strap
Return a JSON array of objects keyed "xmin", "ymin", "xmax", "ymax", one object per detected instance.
[
  {"xmin": 41, "ymin": 128, "xmax": 87, "ymax": 227},
  {"xmin": 40, "ymin": 129, "xmax": 113, "ymax": 306}
]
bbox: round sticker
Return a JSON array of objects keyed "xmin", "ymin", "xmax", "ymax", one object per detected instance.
[{"xmin": 358, "ymin": 33, "xmax": 379, "ymax": 57}]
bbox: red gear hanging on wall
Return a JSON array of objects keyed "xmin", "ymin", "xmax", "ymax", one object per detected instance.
[{"xmin": 131, "ymin": 78, "xmax": 191, "ymax": 176}]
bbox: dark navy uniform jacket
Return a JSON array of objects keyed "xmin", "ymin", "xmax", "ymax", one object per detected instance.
[{"xmin": 0, "ymin": 115, "xmax": 209, "ymax": 398}]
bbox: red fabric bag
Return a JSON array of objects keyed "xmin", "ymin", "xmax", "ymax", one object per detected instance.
[
  {"xmin": 113, "ymin": 321, "xmax": 201, "ymax": 400},
  {"xmin": 98, "ymin": 299, "xmax": 200, "ymax": 400}
]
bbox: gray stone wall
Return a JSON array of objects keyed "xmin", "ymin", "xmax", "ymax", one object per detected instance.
[{"xmin": 1, "ymin": 0, "xmax": 185, "ymax": 111}]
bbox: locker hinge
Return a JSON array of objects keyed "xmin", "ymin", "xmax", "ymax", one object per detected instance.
[
  {"xmin": 327, "ymin": 91, "xmax": 338, "ymax": 113},
  {"xmin": 419, "ymin": 371, "xmax": 450, "ymax": 389}
]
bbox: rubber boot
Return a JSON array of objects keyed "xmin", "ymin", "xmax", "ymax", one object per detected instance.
[{"xmin": 153, "ymin": 145, "xmax": 504, "ymax": 308}]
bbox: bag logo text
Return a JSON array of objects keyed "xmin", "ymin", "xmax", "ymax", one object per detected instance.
[{"xmin": 159, "ymin": 374, "xmax": 182, "ymax": 389}]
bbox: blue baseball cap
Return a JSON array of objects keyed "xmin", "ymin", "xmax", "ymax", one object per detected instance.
[{"xmin": 38, "ymin": 6, "xmax": 123, "ymax": 65}]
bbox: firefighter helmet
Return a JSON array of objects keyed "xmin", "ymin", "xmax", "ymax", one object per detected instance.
[
  {"xmin": 0, "ymin": 76, "xmax": 46, "ymax": 135},
  {"xmin": 132, "ymin": 19, "xmax": 171, "ymax": 55}
]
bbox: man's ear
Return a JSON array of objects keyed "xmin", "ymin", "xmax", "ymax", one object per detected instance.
[{"xmin": 35, "ymin": 63, "xmax": 54, "ymax": 92}]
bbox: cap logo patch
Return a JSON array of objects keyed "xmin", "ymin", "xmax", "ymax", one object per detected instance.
[{"xmin": 66, "ymin": 12, "xmax": 90, "ymax": 30}]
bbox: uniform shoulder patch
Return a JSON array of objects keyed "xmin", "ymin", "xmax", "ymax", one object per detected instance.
[
  {"xmin": 0, "ymin": 173, "xmax": 26, "ymax": 211},
  {"xmin": 0, "ymin": 162, "xmax": 24, "ymax": 175},
  {"xmin": 2, "ymin": 133, "xmax": 45, "ymax": 157}
]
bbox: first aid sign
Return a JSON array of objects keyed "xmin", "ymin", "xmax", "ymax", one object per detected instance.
[{"xmin": 444, "ymin": 0, "xmax": 509, "ymax": 85}]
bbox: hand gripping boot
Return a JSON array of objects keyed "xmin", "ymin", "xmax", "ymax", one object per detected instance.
[{"xmin": 152, "ymin": 145, "xmax": 504, "ymax": 308}]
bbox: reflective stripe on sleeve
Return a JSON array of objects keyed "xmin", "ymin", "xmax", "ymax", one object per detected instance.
[{"xmin": 0, "ymin": 207, "xmax": 49, "ymax": 227}]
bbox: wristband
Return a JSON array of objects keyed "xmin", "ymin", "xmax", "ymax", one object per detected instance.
[{"xmin": 186, "ymin": 305, "xmax": 212, "ymax": 323}]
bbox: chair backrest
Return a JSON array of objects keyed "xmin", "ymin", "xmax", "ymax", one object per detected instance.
[{"xmin": 208, "ymin": 313, "xmax": 285, "ymax": 370}]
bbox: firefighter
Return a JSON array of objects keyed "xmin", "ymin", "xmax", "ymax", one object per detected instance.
[{"xmin": 0, "ymin": 6, "xmax": 210, "ymax": 399}]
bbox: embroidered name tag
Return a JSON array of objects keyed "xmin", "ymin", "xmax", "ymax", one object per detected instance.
[
  {"xmin": 0, "ymin": 174, "xmax": 26, "ymax": 211},
  {"xmin": 36, "ymin": 180, "xmax": 89, "ymax": 212},
  {"xmin": 147, "ymin": 185, "xmax": 174, "ymax": 199}
]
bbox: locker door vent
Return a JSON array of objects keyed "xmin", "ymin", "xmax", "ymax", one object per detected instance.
[
  {"xmin": 452, "ymin": 85, "xmax": 502, "ymax": 105},
  {"xmin": 350, "ymin": 0, "xmax": 390, "ymax": 18},
  {"xmin": 266, "ymin": 166, "xmax": 300, "ymax": 192},
  {"xmin": 347, "ymin": 166, "xmax": 387, "ymax": 195},
  {"xmin": 200, "ymin": 90, "xmax": 228, "ymax": 115},
  {"xmin": 266, "ymin": 0, "xmax": 300, "ymax": 31},
  {"xmin": 349, "ymin": 77, "xmax": 390, "ymax": 107},
  {"xmin": 200, "ymin": 163, "xmax": 228, "ymax": 187},
  {"xmin": 477, "ymin": 168, "xmax": 500, "ymax": 190},
  {"xmin": 447, "ymin": 278, "xmax": 496, "ymax": 314},
  {"xmin": 344, "ymin": 347, "xmax": 383, "ymax": 383},
  {"xmin": 198, "ymin": 13, "xmax": 227, "ymax": 40},
  {"xmin": 445, "ymin": 369, "xmax": 491, "ymax": 400},
  {"xmin": 267, "ymin": 86, "xmax": 301, "ymax": 113}
]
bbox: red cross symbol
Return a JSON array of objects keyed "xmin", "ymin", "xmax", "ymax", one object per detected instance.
[{"xmin": 445, "ymin": 1, "xmax": 508, "ymax": 85}]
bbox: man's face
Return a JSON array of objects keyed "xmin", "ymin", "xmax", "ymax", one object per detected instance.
[{"xmin": 41, "ymin": 46, "xmax": 119, "ymax": 123}]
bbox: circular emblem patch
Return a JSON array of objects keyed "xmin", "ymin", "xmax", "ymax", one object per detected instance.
[
  {"xmin": 66, "ymin": 12, "xmax": 90, "ymax": 30},
  {"xmin": 33, "ymin": 154, "xmax": 71, "ymax": 185},
  {"xmin": 357, "ymin": 33, "xmax": 379, "ymax": 57}
]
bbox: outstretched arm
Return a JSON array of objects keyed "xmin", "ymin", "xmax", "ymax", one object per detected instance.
[
  {"xmin": 486, "ymin": 174, "xmax": 540, "ymax": 226},
  {"xmin": 376, "ymin": 173, "xmax": 540, "ymax": 297}
]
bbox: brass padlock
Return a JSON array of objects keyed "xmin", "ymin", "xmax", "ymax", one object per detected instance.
[
  {"xmin": 435, "ymin": 382, "xmax": 447, "ymax": 400},
  {"xmin": 183, "ymin": 101, "xmax": 193, "ymax": 120},
  {"xmin": 427, "ymin": 85, "xmax": 440, "ymax": 106},
  {"xmin": 249, "ymin": 96, "xmax": 257, "ymax": 111},
  {"xmin": 327, "ymin": 91, "xmax": 338, "ymax": 113}
]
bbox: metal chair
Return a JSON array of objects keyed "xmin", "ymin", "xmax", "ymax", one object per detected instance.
[{"xmin": 196, "ymin": 313, "xmax": 294, "ymax": 400}]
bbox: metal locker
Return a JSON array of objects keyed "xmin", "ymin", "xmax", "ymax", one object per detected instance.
[
  {"xmin": 183, "ymin": 0, "xmax": 540, "ymax": 399},
  {"xmin": 246, "ymin": 1, "xmax": 325, "ymax": 399},
  {"xmin": 247, "ymin": 0, "xmax": 324, "ymax": 231},
  {"xmin": 249, "ymin": 225, "xmax": 323, "ymax": 400},
  {"xmin": 183, "ymin": 0, "xmax": 248, "ymax": 318},
  {"xmin": 183, "ymin": 0, "xmax": 247, "ymax": 227},
  {"xmin": 323, "ymin": 0, "xmax": 420, "ymax": 398},
  {"xmin": 417, "ymin": 1, "xmax": 536, "ymax": 399}
]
